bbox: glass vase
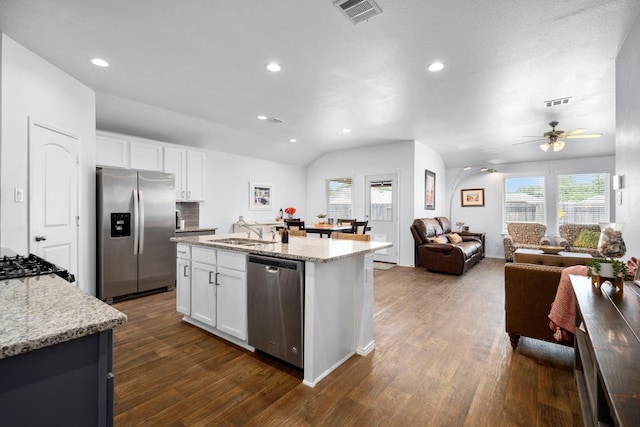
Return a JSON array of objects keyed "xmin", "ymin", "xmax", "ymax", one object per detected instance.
[{"xmin": 598, "ymin": 222, "xmax": 626, "ymax": 258}]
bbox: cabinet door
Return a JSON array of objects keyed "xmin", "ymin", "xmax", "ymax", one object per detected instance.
[
  {"xmin": 96, "ymin": 135, "xmax": 129, "ymax": 168},
  {"xmin": 130, "ymin": 141, "xmax": 163, "ymax": 171},
  {"xmin": 164, "ymin": 147, "xmax": 187, "ymax": 200},
  {"xmin": 191, "ymin": 261, "xmax": 217, "ymax": 327},
  {"xmin": 186, "ymin": 150, "xmax": 206, "ymax": 201},
  {"xmin": 216, "ymin": 266, "xmax": 247, "ymax": 340},
  {"xmin": 176, "ymin": 258, "xmax": 191, "ymax": 315}
]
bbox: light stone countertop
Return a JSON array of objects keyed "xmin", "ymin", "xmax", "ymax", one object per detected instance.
[
  {"xmin": 0, "ymin": 274, "xmax": 127, "ymax": 360},
  {"xmin": 176, "ymin": 226, "xmax": 219, "ymax": 233},
  {"xmin": 171, "ymin": 233, "xmax": 393, "ymax": 263}
]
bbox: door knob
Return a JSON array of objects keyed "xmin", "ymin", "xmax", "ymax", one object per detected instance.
[{"xmin": 35, "ymin": 235, "xmax": 47, "ymax": 241}]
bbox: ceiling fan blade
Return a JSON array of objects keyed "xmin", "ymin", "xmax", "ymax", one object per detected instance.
[
  {"xmin": 562, "ymin": 128, "xmax": 588, "ymax": 136},
  {"xmin": 513, "ymin": 138, "xmax": 545, "ymax": 146},
  {"xmin": 564, "ymin": 133, "xmax": 602, "ymax": 139}
]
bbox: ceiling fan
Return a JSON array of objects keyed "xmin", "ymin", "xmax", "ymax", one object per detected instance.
[{"xmin": 516, "ymin": 121, "xmax": 602, "ymax": 152}]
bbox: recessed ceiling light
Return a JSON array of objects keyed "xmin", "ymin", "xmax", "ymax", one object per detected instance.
[
  {"xmin": 266, "ymin": 63, "xmax": 281, "ymax": 72},
  {"xmin": 91, "ymin": 58, "xmax": 109, "ymax": 67},
  {"xmin": 428, "ymin": 61, "xmax": 444, "ymax": 72},
  {"xmin": 289, "ymin": 139, "xmax": 297, "ymax": 143},
  {"xmin": 257, "ymin": 115, "xmax": 268, "ymax": 120},
  {"xmin": 342, "ymin": 128, "xmax": 351, "ymax": 133}
]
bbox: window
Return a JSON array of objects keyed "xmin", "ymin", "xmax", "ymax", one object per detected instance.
[
  {"xmin": 369, "ymin": 180, "xmax": 393, "ymax": 221},
  {"xmin": 504, "ymin": 176, "xmax": 545, "ymax": 224},
  {"xmin": 557, "ymin": 173, "xmax": 609, "ymax": 224},
  {"xmin": 327, "ymin": 178, "xmax": 352, "ymax": 219}
]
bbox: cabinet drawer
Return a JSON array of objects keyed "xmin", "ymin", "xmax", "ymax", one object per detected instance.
[
  {"xmin": 217, "ymin": 250, "xmax": 246, "ymax": 271},
  {"xmin": 176, "ymin": 244, "xmax": 191, "ymax": 260},
  {"xmin": 192, "ymin": 246, "xmax": 216, "ymax": 264}
]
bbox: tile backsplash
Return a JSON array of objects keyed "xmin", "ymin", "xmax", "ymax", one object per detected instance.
[{"xmin": 176, "ymin": 202, "xmax": 199, "ymax": 228}]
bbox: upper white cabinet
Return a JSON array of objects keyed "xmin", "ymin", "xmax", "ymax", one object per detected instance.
[
  {"xmin": 97, "ymin": 130, "xmax": 206, "ymax": 201},
  {"xmin": 130, "ymin": 141, "xmax": 163, "ymax": 172},
  {"xmin": 164, "ymin": 147, "xmax": 207, "ymax": 201},
  {"xmin": 96, "ymin": 134, "xmax": 129, "ymax": 169}
]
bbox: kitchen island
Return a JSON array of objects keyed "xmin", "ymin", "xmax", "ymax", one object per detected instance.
[
  {"xmin": 0, "ymin": 265, "xmax": 127, "ymax": 426},
  {"xmin": 171, "ymin": 233, "xmax": 392, "ymax": 387}
]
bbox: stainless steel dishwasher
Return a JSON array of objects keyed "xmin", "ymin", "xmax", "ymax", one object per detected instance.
[{"xmin": 247, "ymin": 255, "xmax": 304, "ymax": 368}]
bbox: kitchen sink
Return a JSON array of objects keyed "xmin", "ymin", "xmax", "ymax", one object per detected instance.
[{"xmin": 209, "ymin": 238, "xmax": 276, "ymax": 246}]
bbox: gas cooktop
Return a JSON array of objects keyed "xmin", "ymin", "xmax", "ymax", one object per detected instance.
[{"xmin": 0, "ymin": 254, "xmax": 75, "ymax": 282}]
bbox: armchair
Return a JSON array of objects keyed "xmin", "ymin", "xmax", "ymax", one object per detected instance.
[
  {"xmin": 557, "ymin": 223, "xmax": 601, "ymax": 257},
  {"xmin": 503, "ymin": 222, "xmax": 551, "ymax": 262}
]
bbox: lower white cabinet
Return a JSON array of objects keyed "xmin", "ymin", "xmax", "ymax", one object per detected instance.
[
  {"xmin": 176, "ymin": 245, "xmax": 247, "ymax": 342},
  {"xmin": 191, "ymin": 260, "xmax": 217, "ymax": 327},
  {"xmin": 176, "ymin": 244, "xmax": 191, "ymax": 315},
  {"xmin": 216, "ymin": 266, "xmax": 247, "ymax": 340}
]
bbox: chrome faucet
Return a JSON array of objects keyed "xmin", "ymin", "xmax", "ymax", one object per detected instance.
[{"xmin": 237, "ymin": 217, "xmax": 263, "ymax": 239}]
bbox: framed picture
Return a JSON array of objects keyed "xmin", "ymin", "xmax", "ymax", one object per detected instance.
[
  {"xmin": 424, "ymin": 170, "xmax": 436, "ymax": 210},
  {"xmin": 249, "ymin": 182, "xmax": 273, "ymax": 210},
  {"xmin": 461, "ymin": 188, "xmax": 485, "ymax": 207}
]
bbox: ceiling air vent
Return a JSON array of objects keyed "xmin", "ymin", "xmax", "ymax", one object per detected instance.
[
  {"xmin": 334, "ymin": 0, "xmax": 383, "ymax": 25},
  {"xmin": 543, "ymin": 97, "xmax": 572, "ymax": 108}
]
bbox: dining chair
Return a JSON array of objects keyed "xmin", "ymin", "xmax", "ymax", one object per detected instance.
[
  {"xmin": 279, "ymin": 229, "xmax": 306, "ymax": 237},
  {"xmin": 351, "ymin": 220, "xmax": 368, "ymax": 234},
  {"xmin": 331, "ymin": 232, "xmax": 371, "ymax": 241},
  {"xmin": 337, "ymin": 218, "xmax": 356, "ymax": 226},
  {"xmin": 286, "ymin": 220, "xmax": 305, "ymax": 231}
]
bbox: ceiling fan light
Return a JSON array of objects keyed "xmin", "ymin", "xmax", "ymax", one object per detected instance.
[
  {"xmin": 539, "ymin": 143, "xmax": 550, "ymax": 152},
  {"xmin": 553, "ymin": 140, "xmax": 565, "ymax": 152}
]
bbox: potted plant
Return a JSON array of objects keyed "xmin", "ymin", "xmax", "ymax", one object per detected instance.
[
  {"xmin": 317, "ymin": 213, "xmax": 327, "ymax": 223},
  {"xmin": 587, "ymin": 257, "xmax": 627, "ymax": 291}
]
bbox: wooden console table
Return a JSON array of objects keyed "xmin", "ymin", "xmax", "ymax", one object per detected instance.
[{"xmin": 571, "ymin": 275, "xmax": 640, "ymax": 426}]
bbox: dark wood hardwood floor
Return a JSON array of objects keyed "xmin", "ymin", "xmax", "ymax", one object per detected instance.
[{"xmin": 112, "ymin": 258, "xmax": 582, "ymax": 426}]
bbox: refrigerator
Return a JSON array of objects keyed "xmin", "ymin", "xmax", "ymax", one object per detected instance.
[{"xmin": 97, "ymin": 167, "xmax": 176, "ymax": 301}]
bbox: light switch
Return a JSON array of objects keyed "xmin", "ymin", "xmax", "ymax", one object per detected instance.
[{"xmin": 14, "ymin": 188, "xmax": 24, "ymax": 203}]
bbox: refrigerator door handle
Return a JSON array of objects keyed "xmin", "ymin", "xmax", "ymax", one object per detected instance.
[
  {"xmin": 139, "ymin": 190, "xmax": 145, "ymax": 254},
  {"xmin": 133, "ymin": 189, "xmax": 139, "ymax": 255}
]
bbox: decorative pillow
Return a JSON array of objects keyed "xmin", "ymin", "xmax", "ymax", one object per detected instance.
[
  {"xmin": 428, "ymin": 235, "xmax": 448, "ymax": 244},
  {"xmin": 573, "ymin": 230, "xmax": 600, "ymax": 248},
  {"xmin": 447, "ymin": 233, "xmax": 463, "ymax": 244}
]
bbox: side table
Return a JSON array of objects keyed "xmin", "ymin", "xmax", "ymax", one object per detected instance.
[{"xmin": 459, "ymin": 231, "xmax": 485, "ymax": 259}]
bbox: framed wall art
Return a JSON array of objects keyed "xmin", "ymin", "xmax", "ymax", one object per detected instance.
[
  {"xmin": 249, "ymin": 182, "xmax": 273, "ymax": 210},
  {"xmin": 461, "ymin": 188, "xmax": 485, "ymax": 207},
  {"xmin": 425, "ymin": 169, "xmax": 436, "ymax": 210}
]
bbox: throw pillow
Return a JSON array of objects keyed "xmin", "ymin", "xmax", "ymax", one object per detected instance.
[
  {"xmin": 447, "ymin": 233, "xmax": 463, "ymax": 244},
  {"xmin": 573, "ymin": 230, "xmax": 600, "ymax": 248},
  {"xmin": 431, "ymin": 235, "xmax": 448, "ymax": 244}
]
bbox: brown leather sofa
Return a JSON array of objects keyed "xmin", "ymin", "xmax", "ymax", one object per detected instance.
[
  {"xmin": 410, "ymin": 217, "xmax": 483, "ymax": 275},
  {"xmin": 504, "ymin": 255, "xmax": 588, "ymax": 349}
]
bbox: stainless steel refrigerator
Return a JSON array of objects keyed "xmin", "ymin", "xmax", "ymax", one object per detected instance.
[{"xmin": 97, "ymin": 167, "xmax": 176, "ymax": 302}]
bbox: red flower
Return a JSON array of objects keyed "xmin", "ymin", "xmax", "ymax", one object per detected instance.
[{"xmin": 284, "ymin": 207, "xmax": 296, "ymax": 215}]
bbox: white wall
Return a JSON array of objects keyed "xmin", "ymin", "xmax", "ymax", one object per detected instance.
[
  {"xmin": 616, "ymin": 13, "xmax": 640, "ymax": 261},
  {"xmin": 199, "ymin": 150, "xmax": 306, "ymax": 233},
  {"xmin": 447, "ymin": 156, "xmax": 616, "ymax": 259},
  {"xmin": 307, "ymin": 141, "xmax": 421, "ymax": 266},
  {"xmin": 0, "ymin": 34, "xmax": 96, "ymax": 293}
]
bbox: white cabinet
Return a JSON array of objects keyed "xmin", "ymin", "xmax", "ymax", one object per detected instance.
[
  {"xmin": 216, "ymin": 250, "xmax": 247, "ymax": 340},
  {"xmin": 164, "ymin": 147, "xmax": 207, "ymax": 201},
  {"xmin": 176, "ymin": 244, "xmax": 191, "ymax": 315},
  {"xmin": 129, "ymin": 141, "xmax": 163, "ymax": 171},
  {"xmin": 176, "ymin": 245, "xmax": 247, "ymax": 342},
  {"xmin": 191, "ymin": 260, "xmax": 217, "ymax": 327},
  {"xmin": 96, "ymin": 134, "xmax": 129, "ymax": 168}
]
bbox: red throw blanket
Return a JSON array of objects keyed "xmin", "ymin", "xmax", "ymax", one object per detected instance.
[{"xmin": 548, "ymin": 265, "xmax": 588, "ymax": 342}]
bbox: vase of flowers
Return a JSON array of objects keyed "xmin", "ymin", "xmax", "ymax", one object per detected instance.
[
  {"xmin": 284, "ymin": 207, "xmax": 296, "ymax": 219},
  {"xmin": 598, "ymin": 222, "xmax": 626, "ymax": 258}
]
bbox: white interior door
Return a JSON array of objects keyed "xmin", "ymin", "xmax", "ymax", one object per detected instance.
[
  {"xmin": 29, "ymin": 120, "xmax": 79, "ymax": 278},
  {"xmin": 365, "ymin": 173, "xmax": 398, "ymax": 263}
]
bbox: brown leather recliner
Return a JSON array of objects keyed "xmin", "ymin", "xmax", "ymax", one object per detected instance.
[{"xmin": 410, "ymin": 217, "xmax": 483, "ymax": 275}]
